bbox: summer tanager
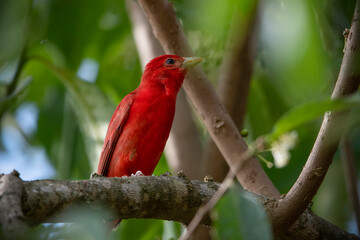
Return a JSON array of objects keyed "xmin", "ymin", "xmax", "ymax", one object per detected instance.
[{"xmin": 97, "ymin": 55, "xmax": 203, "ymax": 226}]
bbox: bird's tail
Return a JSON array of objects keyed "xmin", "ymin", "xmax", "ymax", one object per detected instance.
[
  {"xmin": 111, "ymin": 218, "xmax": 122, "ymax": 231},
  {"xmin": 104, "ymin": 218, "xmax": 122, "ymax": 240}
]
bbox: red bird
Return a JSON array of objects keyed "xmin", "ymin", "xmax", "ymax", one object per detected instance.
[{"xmin": 97, "ymin": 54, "xmax": 203, "ymax": 178}]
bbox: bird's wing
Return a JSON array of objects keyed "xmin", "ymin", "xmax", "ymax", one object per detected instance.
[{"xmin": 97, "ymin": 93, "xmax": 135, "ymax": 176}]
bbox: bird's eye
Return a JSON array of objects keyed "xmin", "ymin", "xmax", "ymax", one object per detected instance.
[{"xmin": 166, "ymin": 58, "xmax": 175, "ymax": 65}]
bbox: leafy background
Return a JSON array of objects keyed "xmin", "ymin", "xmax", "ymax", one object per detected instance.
[{"xmin": 0, "ymin": 0, "xmax": 359, "ymax": 239}]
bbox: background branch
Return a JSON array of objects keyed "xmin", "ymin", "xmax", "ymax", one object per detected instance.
[
  {"xmin": 202, "ymin": 0, "xmax": 259, "ymax": 182},
  {"xmin": 137, "ymin": 0, "xmax": 279, "ymax": 198},
  {"xmin": 270, "ymin": 0, "xmax": 360, "ymax": 230}
]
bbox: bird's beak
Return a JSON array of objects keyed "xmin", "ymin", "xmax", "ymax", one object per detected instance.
[{"xmin": 182, "ymin": 57, "xmax": 204, "ymax": 70}]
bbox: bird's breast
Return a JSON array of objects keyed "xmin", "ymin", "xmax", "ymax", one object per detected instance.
[{"xmin": 111, "ymin": 91, "xmax": 176, "ymax": 176}]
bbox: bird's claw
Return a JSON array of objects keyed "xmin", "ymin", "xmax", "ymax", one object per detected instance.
[
  {"xmin": 90, "ymin": 172, "xmax": 104, "ymax": 179},
  {"xmin": 131, "ymin": 170, "xmax": 144, "ymax": 177}
]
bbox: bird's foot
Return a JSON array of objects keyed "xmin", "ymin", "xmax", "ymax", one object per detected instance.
[
  {"xmin": 131, "ymin": 170, "xmax": 144, "ymax": 177},
  {"xmin": 177, "ymin": 170, "xmax": 185, "ymax": 178},
  {"xmin": 177, "ymin": 170, "xmax": 190, "ymax": 182},
  {"xmin": 90, "ymin": 172, "xmax": 104, "ymax": 179},
  {"xmin": 161, "ymin": 171, "xmax": 172, "ymax": 176}
]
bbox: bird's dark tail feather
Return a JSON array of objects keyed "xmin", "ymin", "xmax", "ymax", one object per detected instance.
[
  {"xmin": 112, "ymin": 218, "xmax": 122, "ymax": 231},
  {"xmin": 104, "ymin": 218, "xmax": 122, "ymax": 240}
]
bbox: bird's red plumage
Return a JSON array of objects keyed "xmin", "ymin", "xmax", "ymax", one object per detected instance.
[{"xmin": 97, "ymin": 55, "xmax": 189, "ymax": 177}]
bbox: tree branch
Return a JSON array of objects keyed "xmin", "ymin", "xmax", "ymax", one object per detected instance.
[
  {"xmin": 269, "ymin": 0, "xmax": 360, "ymax": 231},
  {"xmin": 137, "ymin": 0, "xmax": 279, "ymax": 198},
  {"xmin": 20, "ymin": 174, "xmax": 219, "ymax": 226},
  {"xmin": 126, "ymin": 0, "xmax": 203, "ymax": 180},
  {"xmin": 202, "ymin": 0, "xmax": 259, "ymax": 182},
  {"xmin": 1, "ymin": 171, "xmax": 358, "ymax": 240},
  {"xmin": 268, "ymin": 208, "xmax": 359, "ymax": 240}
]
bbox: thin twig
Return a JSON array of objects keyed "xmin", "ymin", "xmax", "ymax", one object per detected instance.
[
  {"xmin": 5, "ymin": 47, "xmax": 27, "ymax": 96},
  {"xmin": 0, "ymin": 0, "xmax": 32, "ymax": 119},
  {"xmin": 4, "ymin": 0, "xmax": 33, "ymax": 96},
  {"xmin": 0, "ymin": 48, "xmax": 28, "ymax": 120},
  {"xmin": 180, "ymin": 146, "xmax": 257, "ymax": 240}
]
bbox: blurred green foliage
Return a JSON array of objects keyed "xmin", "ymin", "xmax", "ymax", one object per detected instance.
[
  {"xmin": 212, "ymin": 183, "xmax": 273, "ymax": 240},
  {"xmin": 0, "ymin": 0, "xmax": 359, "ymax": 238}
]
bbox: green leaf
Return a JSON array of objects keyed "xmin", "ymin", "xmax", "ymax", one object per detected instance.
[
  {"xmin": 212, "ymin": 184, "xmax": 273, "ymax": 240},
  {"xmin": 268, "ymin": 95, "xmax": 360, "ymax": 142},
  {"xmin": 116, "ymin": 219, "xmax": 163, "ymax": 240}
]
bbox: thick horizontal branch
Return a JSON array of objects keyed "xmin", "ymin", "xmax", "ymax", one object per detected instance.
[
  {"xmin": 0, "ymin": 171, "xmax": 358, "ymax": 240},
  {"xmin": 21, "ymin": 174, "xmax": 219, "ymax": 226}
]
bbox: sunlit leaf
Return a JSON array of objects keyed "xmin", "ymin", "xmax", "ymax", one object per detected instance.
[{"xmin": 267, "ymin": 95, "xmax": 360, "ymax": 142}]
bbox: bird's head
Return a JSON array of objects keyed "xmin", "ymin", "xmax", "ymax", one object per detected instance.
[{"xmin": 141, "ymin": 55, "xmax": 203, "ymax": 96}]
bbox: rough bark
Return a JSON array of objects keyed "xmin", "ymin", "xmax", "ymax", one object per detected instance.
[
  {"xmin": 0, "ymin": 171, "xmax": 357, "ymax": 240},
  {"xmin": 269, "ymin": 208, "xmax": 359, "ymax": 240},
  {"xmin": 269, "ymin": 0, "xmax": 360, "ymax": 231},
  {"xmin": 20, "ymin": 175, "xmax": 218, "ymax": 226},
  {"xmin": 126, "ymin": 0, "xmax": 203, "ymax": 180},
  {"xmin": 137, "ymin": 0, "xmax": 279, "ymax": 198}
]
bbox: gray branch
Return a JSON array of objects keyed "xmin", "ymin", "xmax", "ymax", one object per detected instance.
[
  {"xmin": 0, "ymin": 171, "xmax": 358, "ymax": 239},
  {"xmin": 20, "ymin": 174, "xmax": 218, "ymax": 226}
]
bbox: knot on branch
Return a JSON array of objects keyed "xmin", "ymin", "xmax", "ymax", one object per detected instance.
[{"xmin": 212, "ymin": 116, "xmax": 225, "ymax": 133}]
